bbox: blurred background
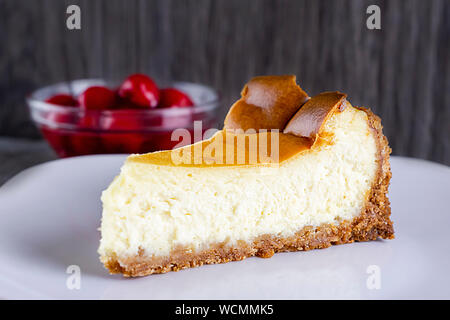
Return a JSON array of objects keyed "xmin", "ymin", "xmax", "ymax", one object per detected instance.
[{"xmin": 0, "ymin": 0, "xmax": 448, "ymax": 184}]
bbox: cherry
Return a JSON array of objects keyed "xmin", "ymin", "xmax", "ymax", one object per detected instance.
[
  {"xmin": 100, "ymin": 111, "xmax": 144, "ymax": 153},
  {"xmin": 158, "ymin": 88, "xmax": 194, "ymax": 108},
  {"xmin": 70, "ymin": 132, "xmax": 102, "ymax": 156},
  {"xmin": 101, "ymin": 132, "xmax": 143, "ymax": 153},
  {"xmin": 78, "ymin": 113, "xmax": 99, "ymax": 129},
  {"xmin": 101, "ymin": 112, "xmax": 142, "ymax": 131},
  {"xmin": 118, "ymin": 74, "xmax": 160, "ymax": 108},
  {"xmin": 46, "ymin": 111, "xmax": 75, "ymax": 125},
  {"xmin": 78, "ymin": 86, "xmax": 116, "ymax": 110},
  {"xmin": 45, "ymin": 94, "xmax": 78, "ymax": 107},
  {"xmin": 45, "ymin": 94, "xmax": 77, "ymax": 124},
  {"xmin": 112, "ymin": 95, "xmax": 143, "ymax": 110}
]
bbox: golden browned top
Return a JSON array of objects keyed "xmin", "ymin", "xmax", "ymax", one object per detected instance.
[
  {"xmin": 284, "ymin": 91, "xmax": 347, "ymax": 139},
  {"xmin": 129, "ymin": 130, "xmax": 312, "ymax": 167},
  {"xmin": 129, "ymin": 75, "xmax": 351, "ymax": 167},
  {"xmin": 224, "ymin": 75, "xmax": 309, "ymax": 131}
]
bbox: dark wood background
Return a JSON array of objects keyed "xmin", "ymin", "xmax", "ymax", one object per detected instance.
[{"xmin": 0, "ymin": 0, "xmax": 448, "ymax": 164}]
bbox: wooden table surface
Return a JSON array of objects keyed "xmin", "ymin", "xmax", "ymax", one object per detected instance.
[{"xmin": 0, "ymin": 137, "xmax": 57, "ymax": 186}]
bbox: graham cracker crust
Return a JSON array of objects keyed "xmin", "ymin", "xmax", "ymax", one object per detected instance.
[{"xmin": 101, "ymin": 109, "xmax": 394, "ymax": 277}]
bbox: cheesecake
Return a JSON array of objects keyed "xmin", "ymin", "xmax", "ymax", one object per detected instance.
[{"xmin": 98, "ymin": 75, "xmax": 394, "ymax": 277}]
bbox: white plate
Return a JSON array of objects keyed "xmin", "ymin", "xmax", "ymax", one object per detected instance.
[{"xmin": 0, "ymin": 155, "xmax": 449, "ymax": 299}]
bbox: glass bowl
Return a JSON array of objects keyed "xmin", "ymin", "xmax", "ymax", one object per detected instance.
[{"xmin": 27, "ymin": 79, "xmax": 220, "ymax": 157}]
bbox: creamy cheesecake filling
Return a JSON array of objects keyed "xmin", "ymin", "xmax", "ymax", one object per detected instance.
[{"xmin": 99, "ymin": 106, "xmax": 378, "ymax": 259}]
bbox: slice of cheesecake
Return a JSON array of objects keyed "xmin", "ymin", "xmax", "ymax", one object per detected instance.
[{"xmin": 98, "ymin": 75, "xmax": 394, "ymax": 277}]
